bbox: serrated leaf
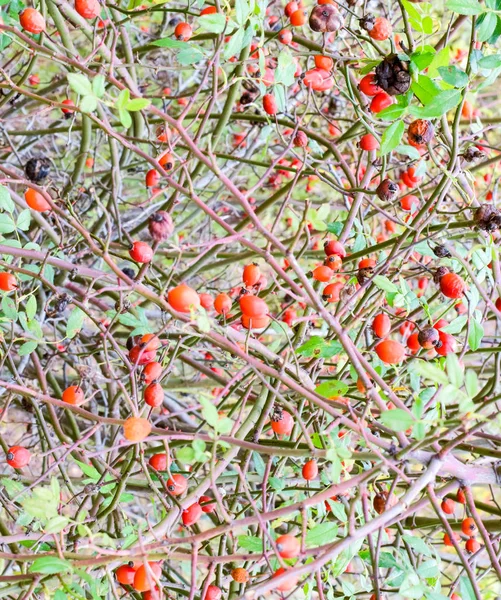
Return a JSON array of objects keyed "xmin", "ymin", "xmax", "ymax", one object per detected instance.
[
  {"xmin": 177, "ymin": 46, "xmax": 205, "ymax": 65},
  {"xmin": 380, "ymin": 409, "xmax": 415, "ymax": 432},
  {"xmin": 380, "ymin": 120, "xmax": 405, "ymax": 156},
  {"xmin": 275, "ymin": 50, "xmax": 296, "ymax": 87},
  {"xmin": 73, "ymin": 459, "xmax": 100, "ymax": 480},
  {"xmin": 377, "ymin": 104, "xmax": 407, "ymax": 121},
  {"xmin": 151, "ymin": 37, "xmax": 189, "ymax": 48},
  {"xmin": 296, "ymin": 336, "xmax": 343, "ymax": 358},
  {"xmin": 476, "ymin": 11, "xmax": 497, "ymax": 42},
  {"xmin": 411, "ymin": 361, "xmax": 449, "ymax": 385},
  {"xmin": 409, "ymin": 89, "xmax": 462, "ymax": 118},
  {"xmin": 66, "ymin": 307, "xmax": 85, "ymax": 339},
  {"xmin": 67, "ymin": 73, "xmax": 93, "ymax": 96},
  {"xmin": 2, "ymin": 294, "xmax": 17, "ymax": 320},
  {"xmin": 44, "ymin": 516, "xmax": 70, "ymax": 533},
  {"xmin": 478, "ymin": 54, "xmax": 501, "ymax": 69},
  {"xmin": 29, "ymin": 557, "xmax": 73, "ymax": 575}
]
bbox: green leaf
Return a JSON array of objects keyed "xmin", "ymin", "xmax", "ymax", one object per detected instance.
[
  {"xmin": 376, "ymin": 104, "xmax": 407, "ymax": 121},
  {"xmin": 151, "ymin": 37, "xmax": 189, "ymax": 48},
  {"xmin": 45, "ymin": 516, "xmax": 70, "ymax": 533},
  {"xmin": 237, "ymin": 535, "xmax": 263, "ymax": 552},
  {"xmin": 176, "ymin": 447, "xmax": 196, "ymax": 464},
  {"xmin": 2, "ymin": 294, "xmax": 17, "ymax": 320},
  {"xmin": 478, "ymin": 54, "xmax": 501, "ymax": 69},
  {"xmin": 119, "ymin": 108, "xmax": 132, "ymax": 129},
  {"xmin": 177, "ymin": 46, "xmax": 205, "ymax": 65},
  {"xmin": 395, "ymin": 144, "xmax": 422, "ymax": 160},
  {"xmin": 402, "ymin": 534, "xmax": 433, "ymax": 557},
  {"xmin": 440, "ymin": 315, "xmax": 467, "ymax": 334},
  {"xmin": 380, "ymin": 120, "xmax": 404, "ymax": 156},
  {"xmin": 29, "ymin": 557, "xmax": 73, "ymax": 575},
  {"xmin": 459, "ymin": 576, "xmax": 477, "ymax": 600},
  {"xmin": 116, "ymin": 89, "xmax": 130, "ymax": 109},
  {"xmin": 306, "ymin": 522, "xmax": 338, "ymax": 547},
  {"xmin": 409, "ymin": 89, "xmax": 462, "ymax": 118},
  {"xmin": 411, "ymin": 75, "xmax": 442, "ymax": 105},
  {"xmin": 411, "ymin": 51, "xmax": 436, "ymax": 71},
  {"xmin": 126, "ymin": 98, "xmax": 150, "ymax": 111},
  {"xmin": 0, "ymin": 213, "xmax": 16, "ymax": 233},
  {"xmin": 92, "ymin": 74, "xmax": 105, "ymax": 98},
  {"xmin": 296, "ymin": 336, "xmax": 343, "ymax": 358},
  {"xmin": 468, "ymin": 318, "xmax": 483, "ymax": 351},
  {"xmin": 25, "ymin": 295, "xmax": 37, "ymax": 320},
  {"xmin": 16, "ymin": 208, "xmax": 31, "ymax": 231},
  {"xmin": 315, "ymin": 380, "xmax": 349, "ymax": 398},
  {"xmin": 275, "ymin": 50, "xmax": 296, "ymax": 87},
  {"xmin": 465, "ymin": 370, "xmax": 479, "ymax": 397},
  {"xmin": 73, "ymin": 459, "xmax": 100, "ymax": 480},
  {"xmin": 79, "ymin": 95, "xmax": 98, "ymax": 113},
  {"xmin": 235, "ymin": 0, "xmax": 250, "ymax": 25},
  {"xmin": 439, "ymin": 66, "xmax": 469, "ymax": 88},
  {"xmin": 380, "ymin": 409, "xmax": 415, "ymax": 432},
  {"xmin": 198, "ymin": 13, "xmax": 226, "ymax": 33},
  {"xmin": 445, "ymin": 0, "xmax": 483, "ymax": 14},
  {"xmin": 446, "ymin": 353, "xmax": 464, "ymax": 387},
  {"xmin": 18, "ymin": 340, "xmax": 38, "ymax": 356},
  {"xmin": 223, "ymin": 27, "xmax": 245, "ymax": 59},
  {"xmin": 476, "ymin": 12, "xmax": 498, "ymax": 42},
  {"xmin": 411, "ymin": 361, "xmax": 449, "ymax": 385},
  {"xmin": 0, "ymin": 185, "xmax": 15, "ymax": 212},
  {"xmin": 373, "ymin": 275, "xmax": 399, "ymax": 293},
  {"xmin": 66, "ymin": 307, "xmax": 85, "ymax": 339},
  {"xmin": 67, "ymin": 73, "xmax": 93, "ymax": 96}
]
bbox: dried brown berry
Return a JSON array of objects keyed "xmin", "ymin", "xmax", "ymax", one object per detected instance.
[
  {"xmin": 463, "ymin": 146, "xmax": 486, "ymax": 162},
  {"xmin": 433, "ymin": 266, "xmax": 449, "ymax": 284},
  {"xmin": 376, "ymin": 179, "xmax": 399, "ymax": 201},
  {"xmin": 148, "ymin": 211, "xmax": 173, "ymax": 242},
  {"xmin": 408, "ymin": 119, "xmax": 434, "ymax": 146},
  {"xmin": 432, "ymin": 245, "xmax": 451, "ymax": 258},
  {"xmin": 475, "ymin": 204, "xmax": 501, "ymax": 232},
  {"xmin": 375, "ymin": 54, "xmax": 411, "ymax": 96},
  {"xmin": 359, "ymin": 14, "xmax": 375, "ymax": 32},
  {"xmin": 357, "ymin": 266, "xmax": 374, "ymax": 285},
  {"xmin": 25, "ymin": 157, "xmax": 51, "ymax": 182},
  {"xmin": 373, "ymin": 491, "xmax": 395, "ymax": 514},
  {"xmin": 417, "ymin": 327, "xmax": 440, "ymax": 349},
  {"xmin": 309, "ymin": 4, "xmax": 344, "ymax": 33}
]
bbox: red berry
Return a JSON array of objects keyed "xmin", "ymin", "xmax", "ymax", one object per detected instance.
[
  {"xmin": 358, "ymin": 258, "xmax": 376, "ymax": 269},
  {"xmin": 214, "ymin": 293, "xmax": 232, "ymax": 315},
  {"xmin": 441, "ymin": 498, "xmax": 455, "ymax": 515},
  {"xmin": 19, "ymin": 8, "xmax": 45, "ymax": 33},
  {"xmin": 312, "ymin": 265, "xmax": 332, "ymax": 282},
  {"xmin": 465, "ymin": 537, "xmax": 480, "ymax": 553},
  {"xmin": 271, "ymin": 409, "xmax": 294, "ymax": 435},
  {"xmin": 148, "ymin": 453, "xmax": 168, "ymax": 470},
  {"xmin": 133, "ymin": 563, "xmax": 161, "ymax": 592},
  {"xmin": 25, "ymin": 188, "xmax": 51, "ymax": 212},
  {"xmin": 115, "ymin": 565, "xmax": 136, "ymax": 585},
  {"xmin": 302, "ymin": 459, "xmax": 318, "ymax": 480},
  {"xmin": 0, "ymin": 273, "xmax": 17, "ymax": 291},
  {"xmin": 239, "ymin": 294, "xmax": 268, "ymax": 318},
  {"xmin": 284, "ymin": 1, "xmax": 298, "ymax": 17},
  {"xmin": 360, "ymin": 133, "xmax": 379, "ymax": 151},
  {"xmin": 324, "ymin": 239, "xmax": 346, "ymax": 257},
  {"xmin": 75, "ymin": 0, "xmax": 101, "ymax": 19},
  {"xmin": 6, "ymin": 446, "xmax": 31, "ymax": 468},
  {"xmin": 61, "ymin": 99, "xmax": 75, "ymax": 115},
  {"xmin": 166, "ymin": 473, "xmax": 188, "ymax": 496},
  {"xmin": 129, "ymin": 345, "xmax": 157, "ymax": 366},
  {"xmin": 457, "ymin": 488, "xmax": 466, "ymax": 504},
  {"xmin": 443, "ymin": 532, "xmax": 459, "ymax": 546},
  {"xmin": 182, "ymin": 503, "xmax": 203, "ymax": 526},
  {"xmin": 372, "ymin": 313, "xmax": 391, "ymax": 338},
  {"xmin": 375, "ymin": 339, "xmax": 406, "ymax": 364},
  {"xmin": 203, "ymin": 586, "xmax": 221, "ymax": 600},
  {"xmin": 62, "ymin": 385, "xmax": 85, "ymax": 405},
  {"xmin": 174, "ymin": 22, "xmax": 192, "ymax": 41},
  {"xmin": 243, "ymin": 263, "xmax": 261, "ymax": 287},
  {"xmin": 199, "ymin": 495, "xmax": 216, "ymax": 513},
  {"xmin": 461, "ymin": 517, "xmax": 477, "ymax": 536},
  {"xmin": 370, "ymin": 92, "xmax": 393, "ymax": 113},
  {"xmin": 276, "ymin": 534, "xmax": 300, "ymax": 558},
  {"xmin": 144, "ymin": 382, "xmax": 164, "ymax": 407},
  {"xmin": 440, "ymin": 272, "xmax": 465, "ymax": 299},
  {"xmin": 168, "ymin": 284, "xmax": 200, "ymax": 313},
  {"xmin": 146, "ymin": 169, "xmax": 160, "ymax": 188},
  {"xmin": 369, "ymin": 17, "xmax": 392, "ymax": 40},
  {"xmin": 359, "ymin": 74, "xmax": 382, "ymax": 96},
  {"xmin": 142, "ymin": 361, "xmax": 162, "ymax": 385},
  {"xmin": 278, "ymin": 29, "xmax": 293, "ymax": 44},
  {"xmin": 129, "ymin": 241, "xmax": 154, "ymax": 264},
  {"xmin": 263, "ymin": 94, "xmax": 277, "ymax": 115},
  {"xmin": 272, "ymin": 568, "xmax": 297, "ymax": 592}
]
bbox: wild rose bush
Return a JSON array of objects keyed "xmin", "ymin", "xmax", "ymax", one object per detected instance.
[{"xmin": 0, "ymin": 0, "xmax": 501, "ymax": 598}]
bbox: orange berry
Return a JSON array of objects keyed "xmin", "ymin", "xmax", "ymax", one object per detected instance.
[{"xmin": 123, "ymin": 417, "xmax": 152, "ymax": 442}]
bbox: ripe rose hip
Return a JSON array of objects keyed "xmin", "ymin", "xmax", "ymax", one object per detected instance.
[
  {"xmin": 372, "ymin": 313, "xmax": 391, "ymax": 338},
  {"xmin": 144, "ymin": 382, "xmax": 164, "ymax": 407},
  {"xmin": 7, "ymin": 446, "xmax": 31, "ymax": 468},
  {"xmin": 19, "ymin": 8, "xmax": 46, "ymax": 33},
  {"xmin": 203, "ymin": 585, "xmax": 221, "ymax": 600},
  {"xmin": 359, "ymin": 133, "xmax": 379, "ymax": 151},
  {"xmin": 272, "ymin": 568, "xmax": 297, "ymax": 592},
  {"xmin": 278, "ymin": 29, "xmax": 293, "ymax": 44},
  {"xmin": 369, "ymin": 17, "xmax": 392, "ymax": 41},
  {"xmin": 123, "ymin": 417, "xmax": 152, "ymax": 442},
  {"xmin": 263, "ymin": 94, "xmax": 277, "ymax": 115},
  {"xmin": 370, "ymin": 91, "xmax": 393, "ymax": 113},
  {"xmin": 439, "ymin": 272, "xmax": 465, "ymax": 299},
  {"xmin": 271, "ymin": 408, "xmax": 294, "ymax": 435},
  {"xmin": 75, "ymin": 0, "xmax": 101, "ymax": 19},
  {"xmin": 465, "ymin": 538, "xmax": 480, "ymax": 553},
  {"xmin": 324, "ymin": 239, "xmax": 346, "ymax": 257},
  {"xmin": 309, "ymin": 4, "xmax": 343, "ymax": 33},
  {"xmin": 182, "ymin": 502, "xmax": 203, "ymax": 526},
  {"xmin": 302, "ymin": 459, "xmax": 318, "ymax": 480},
  {"xmin": 62, "ymin": 385, "xmax": 85, "ymax": 405},
  {"xmin": 461, "ymin": 517, "xmax": 477, "ymax": 536},
  {"xmin": 239, "ymin": 294, "xmax": 268, "ymax": 318},
  {"xmin": 293, "ymin": 130, "xmax": 308, "ymax": 147},
  {"xmin": 174, "ymin": 22, "xmax": 192, "ymax": 41},
  {"xmin": 441, "ymin": 498, "xmax": 455, "ymax": 514},
  {"xmin": 199, "ymin": 495, "xmax": 216, "ymax": 513},
  {"xmin": 115, "ymin": 564, "xmax": 136, "ymax": 585},
  {"xmin": 25, "ymin": 188, "xmax": 51, "ymax": 212},
  {"xmin": 0, "ymin": 272, "xmax": 17, "ymax": 292},
  {"xmin": 214, "ymin": 293, "xmax": 232, "ymax": 315},
  {"xmin": 166, "ymin": 473, "xmax": 188, "ymax": 496},
  {"xmin": 141, "ymin": 361, "xmax": 162, "ymax": 385},
  {"xmin": 276, "ymin": 534, "xmax": 300, "ymax": 558},
  {"xmin": 231, "ymin": 567, "xmax": 250, "ymax": 583},
  {"xmin": 133, "ymin": 563, "xmax": 161, "ymax": 592},
  {"xmin": 168, "ymin": 283, "xmax": 200, "ymax": 312},
  {"xmin": 129, "ymin": 241, "xmax": 154, "ymax": 263},
  {"xmin": 417, "ymin": 327, "xmax": 440, "ymax": 349},
  {"xmin": 375, "ymin": 339, "xmax": 406, "ymax": 364},
  {"xmin": 358, "ymin": 73, "xmax": 382, "ymax": 96},
  {"xmin": 242, "ymin": 263, "xmax": 261, "ymax": 287},
  {"xmin": 148, "ymin": 453, "xmax": 168, "ymax": 470}
]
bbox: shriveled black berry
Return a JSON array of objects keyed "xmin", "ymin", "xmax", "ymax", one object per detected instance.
[
  {"xmin": 375, "ymin": 54, "xmax": 411, "ymax": 96},
  {"xmin": 25, "ymin": 157, "xmax": 50, "ymax": 182}
]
